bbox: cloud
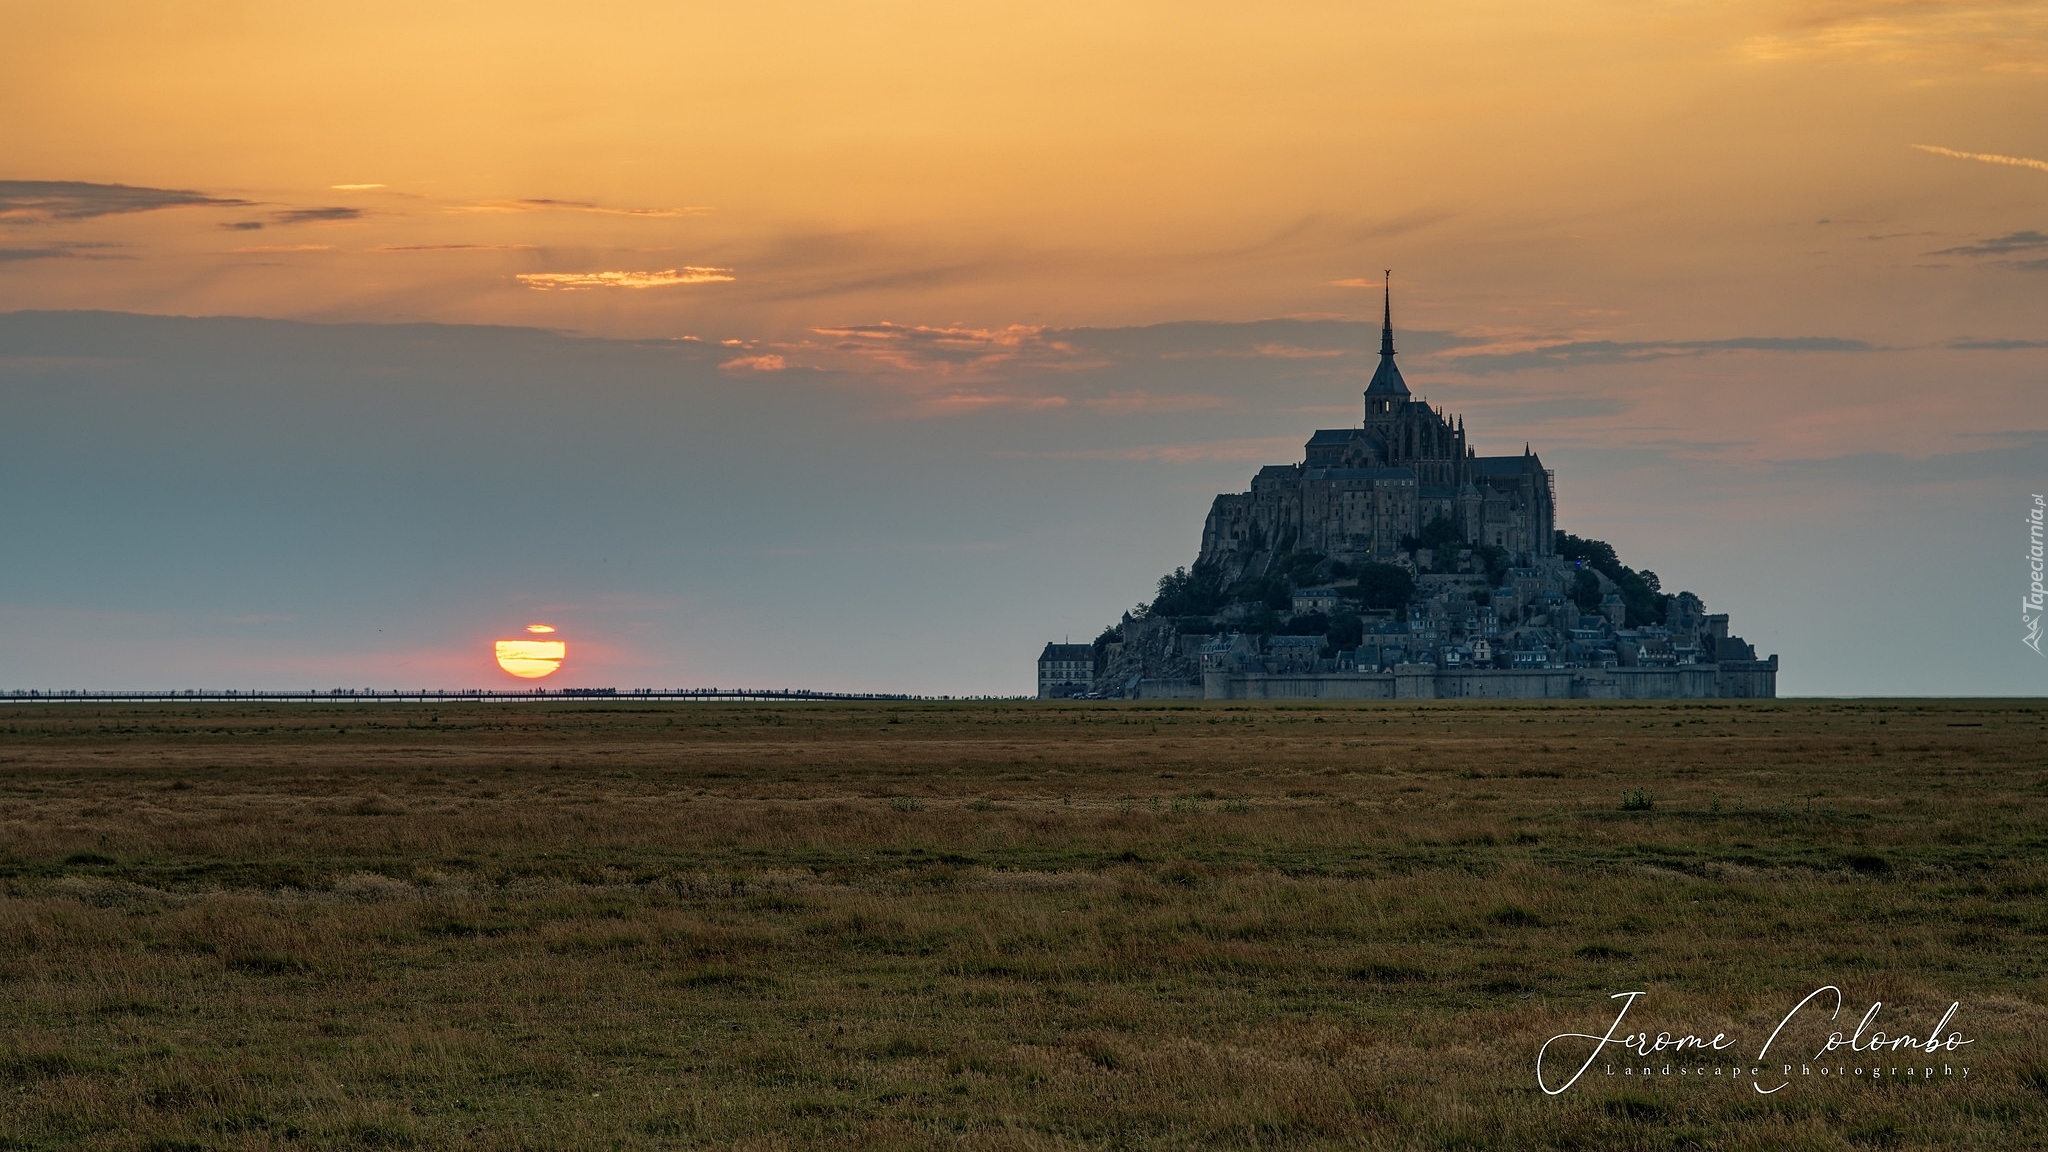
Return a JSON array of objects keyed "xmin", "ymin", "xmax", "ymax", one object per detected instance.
[
  {"xmin": 271, "ymin": 207, "xmax": 362, "ymax": 225},
  {"xmin": 0, "ymin": 180, "xmax": 250, "ymax": 222},
  {"xmin": 331, "ymin": 184, "xmax": 386, "ymax": 191},
  {"xmin": 515, "ymin": 267, "xmax": 735, "ymax": 290},
  {"xmin": 1001, "ymin": 436, "xmax": 1302, "ymax": 463},
  {"xmin": 454, "ymin": 198, "xmax": 710, "ymax": 218},
  {"xmin": 219, "ymin": 221, "xmax": 265, "ymax": 231},
  {"xmin": 1441, "ymin": 335, "xmax": 1878, "ymax": 374},
  {"xmin": 720, "ymin": 354, "xmax": 787, "ymax": 372},
  {"xmin": 0, "ymin": 242, "xmax": 131, "ymax": 262},
  {"xmin": 808, "ymin": 321, "xmax": 1084, "ymax": 377},
  {"xmin": 374, "ymin": 243, "xmax": 538, "ymax": 252},
  {"xmin": 1081, "ymin": 391, "xmax": 1233, "ymax": 415},
  {"xmin": 1932, "ymin": 230, "xmax": 2048, "ymax": 256},
  {"xmin": 1913, "ymin": 144, "xmax": 2048, "ymax": 175},
  {"xmin": 1746, "ymin": 7, "xmax": 2048, "ymax": 67},
  {"xmin": 1950, "ymin": 337, "xmax": 2048, "ymax": 350},
  {"xmin": 1250, "ymin": 343, "xmax": 1349, "ymax": 360},
  {"xmin": 1058, "ymin": 318, "xmax": 1472, "ymax": 361},
  {"xmin": 908, "ymin": 392, "xmax": 1070, "ymax": 417},
  {"xmin": 230, "ymin": 244, "xmax": 333, "ymax": 254}
]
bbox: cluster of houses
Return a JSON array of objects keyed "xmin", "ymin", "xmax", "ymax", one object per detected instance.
[
  {"xmin": 1040, "ymin": 554, "xmax": 1777, "ymax": 700},
  {"xmin": 1203, "ymin": 571, "xmax": 1760, "ymax": 678}
]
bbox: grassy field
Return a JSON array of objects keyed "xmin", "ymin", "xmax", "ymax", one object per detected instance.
[{"xmin": 0, "ymin": 699, "xmax": 2044, "ymax": 1150}]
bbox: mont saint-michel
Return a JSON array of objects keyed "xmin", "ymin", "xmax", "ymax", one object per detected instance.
[{"xmin": 1040, "ymin": 288, "xmax": 1778, "ymax": 700}]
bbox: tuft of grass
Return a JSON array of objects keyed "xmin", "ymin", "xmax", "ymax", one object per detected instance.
[{"xmin": 1487, "ymin": 905, "xmax": 1544, "ymax": 928}]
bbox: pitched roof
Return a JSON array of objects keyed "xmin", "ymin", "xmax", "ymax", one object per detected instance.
[{"xmin": 1471, "ymin": 455, "xmax": 1539, "ymax": 477}]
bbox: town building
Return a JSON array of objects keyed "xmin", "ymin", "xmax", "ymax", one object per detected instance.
[{"xmin": 1036, "ymin": 643, "xmax": 1095, "ymax": 698}]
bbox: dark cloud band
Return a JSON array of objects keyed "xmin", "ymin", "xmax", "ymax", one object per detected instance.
[{"xmin": 0, "ymin": 180, "xmax": 249, "ymax": 221}]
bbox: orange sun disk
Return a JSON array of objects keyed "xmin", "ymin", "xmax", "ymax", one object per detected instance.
[{"xmin": 495, "ymin": 623, "xmax": 565, "ymax": 678}]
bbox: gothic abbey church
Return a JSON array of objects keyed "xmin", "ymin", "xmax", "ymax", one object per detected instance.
[{"xmin": 1199, "ymin": 290, "xmax": 1554, "ymax": 581}]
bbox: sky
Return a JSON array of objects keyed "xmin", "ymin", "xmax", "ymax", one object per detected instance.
[{"xmin": 2, "ymin": 0, "xmax": 2046, "ymax": 695}]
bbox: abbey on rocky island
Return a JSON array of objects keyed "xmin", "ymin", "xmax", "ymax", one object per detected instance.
[
  {"xmin": 1199, "ymin": 287, "xmax": 1554, "ymax": 585},
  {"xmin": 1040, "ymin": 282, "xmax": 1778, "ymax": 701}
]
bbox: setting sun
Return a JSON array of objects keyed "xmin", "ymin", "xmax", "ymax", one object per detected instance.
[{"xmin": 494, "ymin": 624, "xmax": 565, "ymax": 678}]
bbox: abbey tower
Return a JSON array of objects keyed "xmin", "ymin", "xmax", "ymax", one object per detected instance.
[{"xmin": 1197, "ymin": 279, "xmax": 1554, "ymax": 583}]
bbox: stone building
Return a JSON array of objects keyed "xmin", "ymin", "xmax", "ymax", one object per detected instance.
[
  {"xmin": 1198, "ymin": 286, "xmax": 1554, "ymax": 582},
  {"xmin": 1036, "ymin": 643, "xmax": 1094, "ymax": 698}
]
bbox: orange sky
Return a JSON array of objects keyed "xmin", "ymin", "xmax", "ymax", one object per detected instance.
[
  {"xmin": 6, "ymin": 1, "xmax": 2048, "ymax": 695},
  {"xmin": 5, "ymin": 0, "xmax": 2045, "ymax": 348}
]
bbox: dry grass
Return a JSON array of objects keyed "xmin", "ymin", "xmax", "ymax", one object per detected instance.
[{"xmin": 0, "ymin": 699, "xmax": 2044, "ymax": 1149}]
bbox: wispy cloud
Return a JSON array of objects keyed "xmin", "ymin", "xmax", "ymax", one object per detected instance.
[
  {"xmin": 1081, "ymin": 391, "xmax": 1233, "ymax": 415},
  {"xmin": 908, "ymin": 392, "xmax": 1071, "ymax": 417},
  {"xmin": 331, "ymin": 183, "xmax": 386, "ymax": 191},
  {"xmin": 229, "ymin": 244, "xmax": 333, "ymax": 254},
  {"xmin": 271, "ymin": 207, "xmax": 362, "ymax": 225},
  {"xmin": 809, "ymin": 322, "xmax": 1085, "ymax": 377},
  {"xmin": 1950, "ymin": 337, "xmax": 2048, "ymax": 350},
  {"xmin": 219, "ymin": 221, "xmax": 265, "ymax": 232},
  {"xmin": 1000, "ymin": 436, "xmax": 1302, "ymax": 463},
  {"xmin": 0, "ymin": 180, "xmax": 250, "ymax": 222},
  {"xmin": 1913, "ymin": 144, "xmax": 2048, "ymax": 175},
  {"xmin": 1747, "ymin": 6, "xmax": 2048, "ymax": 68},
  {"xmin": 374, "ymin": 243, "xmax": 538, "ymax": 252},
  {"xmin": 1250, "ymin": 342, "xmax": 1348, "ymax": 360},
  {"xmin": 515, "ymin": 267, "xmax": 734, "ymax": 290},
  {"xmin": 0, "ymin": 242, "xmax": 131, "ymax": 262},
  {"xmin": 455, "ymin": 198, "xmax": 710, "ymax": 218},
  {"xmin": 720, "ymin": 354, "xmax": 787, "ymax": 372},
  {"xmin": 1441, "ymin": 335, "xmax": 1877, "ymax": 374},
  {"xmin": 1932, "ymin": 230, "xmax": 2048, "ymax": 256}
]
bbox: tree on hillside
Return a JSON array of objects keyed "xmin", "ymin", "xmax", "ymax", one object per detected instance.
[
  {"xmin": 1348, "ymin": 563, "xmax": 1415, "ymax": 611},
  {"xmin": 1151, "ymin": 564, "xmax": 1227, "ymax": 619},
  {"xmin": 1556, "ymin": 531, "xmax": 1667, "ymax": 627}
]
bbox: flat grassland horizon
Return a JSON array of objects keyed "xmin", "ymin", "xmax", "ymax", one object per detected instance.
[{"xmin": 1, "ymin": 699, "xmax": 2044, "ymax": 1150}]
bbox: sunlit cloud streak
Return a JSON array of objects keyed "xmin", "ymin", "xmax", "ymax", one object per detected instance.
[
  {"xmin": 720, "ymin": 353, "xmax": 787, "ymax": 372},
  {"xmin": 908, "ymin": 392, "xmax": 1070, "ymax": 417},
  {"xmin": 998, "ymin": 436, "xmax": 1303, "ymax": 463},
  {"xmin": 1081, "ymin": 391, "xmax": 1232, "ymax": 414},
  {"xmin": 374, "ymin": 243, "xmax": 537, "ymax": 252},
  {"xmin": 455, "ymin": 198, "xmax": 710, "ymax": 217},
  {"xmin": 1933, "ymin": 230, "xmax": 2048, "ymax": 256},
  {"xmin": 516, "ymin": 267, "xmax": 735, "ymax": 290},
  {"xmin": 0, "ymin": 180, "xmax": 249, "ymax": 221},
  {"xmin": 0, "ymin": 242, "xmax": 130, "ymax": 262},
  {"xmin": 808, "ymin": 322, "xmax": 1087, "ymax": 377},
  {"xmin": 1913, "ymin": 144, "xmax": 2048, "ymax": 174},
  {"xmin": 272, "ymin": 207, "xmax": 362, "ymax": 224},
  {"xmin": 331, "ymin": 183, "xmax": 385, "ymax": 191},
  {"xmin": 1438, "ymin": 335, "xmax": 1879, "ymax": 374}
]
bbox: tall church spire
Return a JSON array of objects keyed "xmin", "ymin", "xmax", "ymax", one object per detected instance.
[
  {"xmin": 1380, "ymin": 269, "xmax": 1395, "ymax": 357},
  {"xmin": 1364, "ymin": 268, "xmax": 1409, "ymax": 399}
]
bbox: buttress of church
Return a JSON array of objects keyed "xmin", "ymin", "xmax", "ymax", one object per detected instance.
[{"xmin": 1197, "ymin": 285, "xmax": 1555, "ymax": 582}]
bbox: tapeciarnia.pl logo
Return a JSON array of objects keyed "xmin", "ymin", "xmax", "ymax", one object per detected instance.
[
  {"xmin": 1537, "ymin": 987, "xmax": 1974, "ymax": 1096},
  {"xmin": 2026, "ymin": 493, "xmax": 2045, "ymax": 656}
]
